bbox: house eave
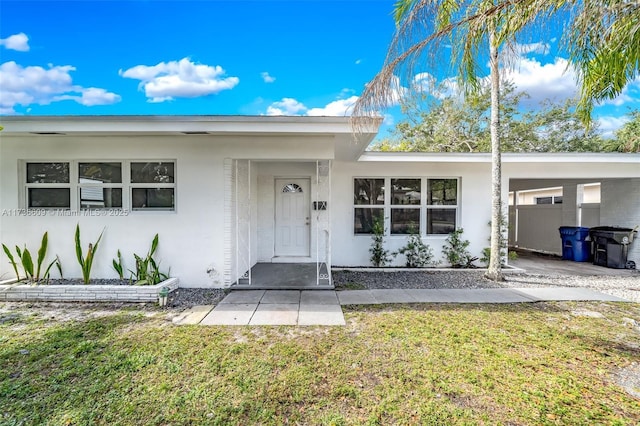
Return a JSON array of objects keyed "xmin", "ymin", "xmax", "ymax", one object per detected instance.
[
  {"xmin": 359, "ymin": 151, "xmax": 640, "ymax": 163},
  {"xmin": 0, "ymin": 115, "xmax": 379, "ymax": 137}
]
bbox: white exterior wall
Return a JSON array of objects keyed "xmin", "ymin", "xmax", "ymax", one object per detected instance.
[
  {"xmin": 0, "ymin": 135, "xmax": 333, "ymax": 288},
  {"xmin": 600, "ymin": 178, "xmax": 640, "ymax": 265},
  {"xmin": 331, "ymin": 160, "xmax": 493, "ymax": 266}
]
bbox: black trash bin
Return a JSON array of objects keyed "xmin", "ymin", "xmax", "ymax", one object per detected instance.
[
  {"xmin": 589, "ymin": 226, "xmax": 638, "ymax": 269},
  {"xmin": 559, "ymin": 226, "xmax": 591, "ymax": 262}
]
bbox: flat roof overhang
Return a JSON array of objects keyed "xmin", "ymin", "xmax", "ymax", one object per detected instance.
[
  {"xmin": 359, "ymin": 151, "xmax": 640, "ymax": 164},
  {"xmin": 0, "ymin": 115, "xmax": 382, "ymax": 161}
]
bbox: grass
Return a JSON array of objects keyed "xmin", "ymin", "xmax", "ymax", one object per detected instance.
[{"xmin": 1, "ymin": 302, "xmax": 639, "ymax": 425}]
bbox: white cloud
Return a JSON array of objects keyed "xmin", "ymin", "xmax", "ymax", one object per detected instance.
[
  {"xmin": 504, "ymin": 56, "xmax": 578, "ymax": 106},
  {"xmin": 0, "ymin": 33, "xmax": 30, "ymax": 51},
  {"xmin": 120, "ymin": 58, "xmax": 239, "ymax": 102},
  {"xmin": 0, "ymin": 61, "xmax": 120, "ymax": 114},
  {"xmin": 266, "ymin": 97, "xmax": 307, "ymax": 115},
  {"xmin": 265, "ymin": 90, "xmax": 360, "ymax": 117},
  {"xmin": 598, "ymin": 115, "xmax": 629, "ymax": 138},
  {"xmin": 52, "ymin": 87, "xmax": 122, "ymax": 106},
  {"xmin": 355, "ymin": 59, "xmax": 362, "ymax": 65},
  {"xmin": 261, "ymin": 71, "xmax": 275, "ymax": 83},
  {"xmin": 307, "ymin": 96, "xmax": 359, "ymax": 116}
]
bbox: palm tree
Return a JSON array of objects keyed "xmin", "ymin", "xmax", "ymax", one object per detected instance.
[{"xmin": 352, "ymin": 0, "xmax": 640, "ymax": 281}]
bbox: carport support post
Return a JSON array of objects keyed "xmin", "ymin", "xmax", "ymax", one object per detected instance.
[{"xmin": 562, "ymin": 183, "xmax": 580, "ymax": 226}]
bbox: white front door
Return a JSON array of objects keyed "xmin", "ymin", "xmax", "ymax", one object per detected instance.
[{"xmin": 275, "ymin": 178, "xmax": 310, "ymax": 257}]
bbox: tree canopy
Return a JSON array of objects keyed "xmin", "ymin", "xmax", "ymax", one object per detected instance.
[{"xmin": 371, "ymin": 82, "xmax": 608, "ymax": 153}]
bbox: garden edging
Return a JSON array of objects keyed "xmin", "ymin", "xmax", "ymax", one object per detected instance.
[{"xmin": 0, "ymin": 277, "xmax": 179, "ymax": 302}]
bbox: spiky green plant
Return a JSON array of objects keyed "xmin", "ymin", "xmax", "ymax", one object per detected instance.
[
  {"xmin": 129, "ymin": 234, "xmax": 169, "ymax": 285},
  {"xmin": 75, "ymin": 224, "xmax": 104, "ymax": 284},
  {"xmin": 2, "ymin": 233, "xmax": 58, "ymax": 283},
  {"xmin": 112, "ymin": 250, "xmax": 125, "ymax": 279},
  {"xmin": 2, "ymin": 244, "xmax": 20, "ymax": 281}
]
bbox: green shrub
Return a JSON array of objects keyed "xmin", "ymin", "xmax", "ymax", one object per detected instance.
[
  {"xmin": 442, "ymin": 228, "xmax": 477, "ymax": 268},
  {"xmin": 395, "ymin": 226, "xmax": 437, "ymax": 267},
  {"xmin": 369, "ymin": 218, "xmax": 394, "ymax": 267}
]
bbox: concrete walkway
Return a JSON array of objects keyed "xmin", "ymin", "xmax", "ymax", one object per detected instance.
[{"xmin": 172, "ymin": 287, "xmax": 630, "ymax": 326}]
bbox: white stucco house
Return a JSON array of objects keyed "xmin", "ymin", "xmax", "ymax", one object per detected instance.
[{"xmin": 1, "ymin": 116, "xmax": 638, "ymax": 288}]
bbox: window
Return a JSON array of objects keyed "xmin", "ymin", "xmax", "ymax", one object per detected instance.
[
  {"xmin": 354, "ymin": 177, "xmax": 459, "ymax": 236},
  {"xmin": 25, "ymin": 162, "xmax": 71, "ymax": 208},
  {"xmin": 79, "ymin": 162, "xmax": 123, "ymax": 209},
  {"xmin": 535, "ymin": 195, "xmax": 563, "ymax": 205},
  {"xmin": 282, "ymin": 183, "xmax": 303, "ymax": 193},
  {"xmin": 354, "ymin": 178, "xmax": 384, "ymax": 234},
  {"xmin": 426, "ymin": 179, "xmax": 457, "ymax": 234},
  {"xmin": 390, "ymin": 179, "xmax": 420, "ymax": 234},
  {"xmin": 24, "ymin": 160, "xmax": 176, "ymax": 212},
  {"xmin": 130, "ymin": 162, "xmax": 175, "ymax": 210}
]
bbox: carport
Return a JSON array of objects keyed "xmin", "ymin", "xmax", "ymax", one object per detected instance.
[{"xmin": 503, "ymin": 153, "xmax": 640, "ymax": 269}]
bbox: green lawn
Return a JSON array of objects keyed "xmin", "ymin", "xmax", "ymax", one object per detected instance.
[{"xmin": 1, "ymin": 302, "xmax": 639, "ymax": 425}]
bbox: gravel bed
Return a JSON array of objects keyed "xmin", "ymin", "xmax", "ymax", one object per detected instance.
[
  {"xmin": 167, "ymin": 288, "xmax": 228, "ymax": 308},
  {"xmin": 333, "ymin": 269, "xmax": 640, "ymax": 303},
  {"xmin": 333, "ymin": 270, "xmax": 501, "ymax": 289}
]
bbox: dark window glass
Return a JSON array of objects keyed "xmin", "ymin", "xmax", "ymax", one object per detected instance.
[
  {"xmin": 391, "ymin": 179, "xmax": 420, "ymax": 205},
  {"xmin": 80, "ymin": 188, "xmax": 122, "ymax": 209},
  {"xmin": 427, "ymin": 209, "xmax": 456, "ymax": 234},
  {"xmin": 282, "ymin": 183, "xmax": 303, "ymax": 193},
  {"xmin": 554, "ymin": 196, "xmax": 563, "ymax": 204},
  {"xmin": 132, "ymin": 188, "xmax": 175, "ymax": 209},
  {"xmin": 354, "ymin": 208, "xmax": 384, "ymax": 234},
  {"xmin": 131, "ymin": 162, "xmax": 175, "ymax": 183},
  {"xmin": 354, "ymin": 178, "xmax": 384, "ymax": 205},
  {"xmin": 79, "ymin": 162, "xmax": 122, "ymax": 183},
  {"xmin": 428, "ymin": 179, "xmax": 457, "ymax": 205},
  {"xmin": 27, "ymin": 163, "xmax": 69, "ymax": 183},
  {"xmin": 535, "ymin": 196, "xmax": 552, "ymax": 205},
  {"xmin": 390, "ymin": 208, "xmax": 420, "ymax": 234},
  {"xmin": 28, "ymin": 188, "xmax": 70, "ymax": 208}
]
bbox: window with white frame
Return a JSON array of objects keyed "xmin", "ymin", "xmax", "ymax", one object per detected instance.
[
  {"xmin": 353, "ymin": 178, "xmax": 384, "ymax": 234},
  {"xmin": 426, "ymin": 179, "xmax": 457, "ymax": 234},
  {"xmin": 26, "ymin": 162, "xmax": 71, "ymax": 208},
  {"xmin": 130, "ymin": 161, "xmax": 175, "ymax": 210},
  {"xmin": 354, "ymin": 177, "xmax": 459, "ymax": 235},
  {"xmin": 79, "ymin": 162, "xmax": 123, "ymax": 209},
  {"xmin": 390, "ymin": 178, "xmax": 421, "ymax": 234},
  {"xmin": 24, "ymin": 160, "xmax": 176, "ymax": 211}
]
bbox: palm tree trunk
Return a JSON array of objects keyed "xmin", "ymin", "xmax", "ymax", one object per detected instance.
[{"xmin": 486, "ymin": 29, "xmax": 504, "ymax": 281}]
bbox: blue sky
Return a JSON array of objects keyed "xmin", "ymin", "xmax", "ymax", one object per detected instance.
[{"xmin": 1, "ymin": 0, "xmax": 638, "ymax": 138}]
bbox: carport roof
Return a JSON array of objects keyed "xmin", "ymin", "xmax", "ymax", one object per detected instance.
[{"xmin": 359, "ymin": 152, "xmax": 640, "ymax": 163}]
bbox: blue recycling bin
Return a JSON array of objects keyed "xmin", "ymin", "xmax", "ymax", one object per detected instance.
[{"xmin": 559, "ymin": 226, "xmax": 591, "ymax": 262}]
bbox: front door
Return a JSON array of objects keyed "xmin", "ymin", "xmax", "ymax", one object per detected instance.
[{"xmin": 275, "ymin": 178, "xmax": 310, "ymax": 257}]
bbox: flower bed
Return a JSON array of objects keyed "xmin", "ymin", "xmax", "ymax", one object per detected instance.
[{"xmin": 0, "ymin": 277, "xmax": 179, "ymax": 303}]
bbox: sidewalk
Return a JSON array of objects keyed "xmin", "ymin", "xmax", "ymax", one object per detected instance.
[{"xmin": 172, "ymin": 287, "xmax": 630, "ymax": 326}]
